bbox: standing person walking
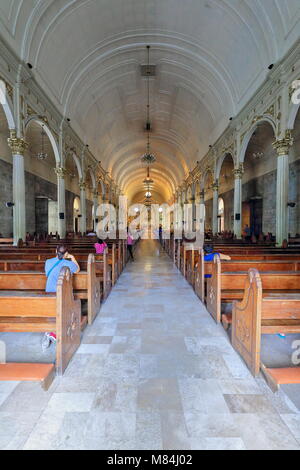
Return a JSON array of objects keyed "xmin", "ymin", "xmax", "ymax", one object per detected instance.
[{"xmin": 127, "ymin": 230, "xmax": 134, "ymax": 261}]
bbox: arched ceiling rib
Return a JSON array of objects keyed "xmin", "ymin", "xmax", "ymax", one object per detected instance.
[{"xmin": 1, "ymin": 0, "xmax": 300, "ymax": 202}]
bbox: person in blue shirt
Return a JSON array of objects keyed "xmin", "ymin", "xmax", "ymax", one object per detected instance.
[
  {"xmin": 42, "ymin": 244, "xmax": 80, "ymax": 349},
  {"xmin": 203, "ymin": 245, "xmax": 231, "ymax": 278}
]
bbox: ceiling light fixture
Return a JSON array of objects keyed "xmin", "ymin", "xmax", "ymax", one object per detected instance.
[{"xmin": 141, "ymin": 46, "xmax": 156, "ymax": 165}]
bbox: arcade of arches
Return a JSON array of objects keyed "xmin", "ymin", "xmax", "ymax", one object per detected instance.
[
  {"xmin": 0, "ymin": 3, "xmax": 299, "ymax": 244},
  {"xmin": 0, "ymin": 1, "xmax": 300, "ymax": 451}
]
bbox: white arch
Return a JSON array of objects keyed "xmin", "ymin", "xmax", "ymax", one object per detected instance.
[
  {"xmin": 65, "ymin": 151, "xmax": 83, "ymax": 180},
  {"xmin": 201, "ymin": 167, "xmax": 213, "ymax": 190},
  {"xmin": 287, "ymin": 102, "xmax": 300, "ymax": 130},
  {"xmin": 0, "ymin": 80, "xmax": 15, "ymax": 129},
  {"xmin": 24, "ymin": 116, "xmax": 60, "ymax": 164},
  {"xmin": 239, "ymin": 117, "xmax": 276, "ymax": 164},
  {"xmin": 98, "ymin": 179, "xmax": 105, "ymax": 196},
  {"xmin": 86, "ymin": 166, "xmax": 96, "ymax": 190},
  {"xmin": 215, "ymin": 152, "xmax": 235, "ymax": 179},
  {"xmin": 186, "ymin": 185, "xmax": 192, "ymax": 201}
]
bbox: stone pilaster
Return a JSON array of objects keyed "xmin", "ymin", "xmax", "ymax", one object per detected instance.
[
  {"xmin": 212, "ymin": 180, "xmax": 219, "ymax": 235},
  {"xmin": 93, "ymin": 190, "xmax": 99, "ymax": 231},
  {"xmin": 7, "ymin": 131, "xmax": 27, "ymax": 244},
  {"xmin": 54, "ymin": 166, "xmax": 67, "ymax": 238},
  {"xmin": 79, "ymin": 180, "xmax": 87, "ymax": 234},
  {"xmin": 233, "ymin": 163, "xmax": 244, "ymax": 238},
  {"xmin": 273, "ymin": 130, "xmax": 293, "ymax": 246}
]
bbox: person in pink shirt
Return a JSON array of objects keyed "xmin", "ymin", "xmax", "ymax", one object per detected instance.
[
  {"xmin": 127, "ymin": 231, "xmax": 134, "ymax": 261},
  {"xmin": 94, "ymin": 238, "xmax": 108, "ymax": 254}
]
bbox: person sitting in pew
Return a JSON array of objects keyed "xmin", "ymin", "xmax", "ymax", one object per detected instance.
[
  {"xmin": 94, "ymin": 238, "xmax": 108, "ymax": 255},
  {"xmin": 42, "ymin": 244, "xmax": 80, "ymax": 349},
  {"xmin": 203, "ymin": 245, "xmax": 231, "ymax": 279}
]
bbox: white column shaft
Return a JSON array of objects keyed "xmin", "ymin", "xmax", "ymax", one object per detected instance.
[
  {"xmin": 13, "ymin": 153, "xmax": 26, "ymax": 244},
  {"xmin": 233, "ymin": 177, "xmax": 242, "ymax": 238},
  {"xmin": 212, "ymin": 189, "xmax": 219, "ymax": 235},
  {"xmin": 80, "ymin": 188, "xmax": 87, "ymax": 233},
  {"xmin": 57, "ymin": 176, "xmax": 66, "ymax": 239},
  {"xmin": 276, "ymin": 153, "xmax": 289, "ymax": 245}
]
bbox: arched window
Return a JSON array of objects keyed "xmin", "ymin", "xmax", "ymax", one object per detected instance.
[{"xmin": 218, "ymin": 197, "xmax": 224, "ymax": 233}]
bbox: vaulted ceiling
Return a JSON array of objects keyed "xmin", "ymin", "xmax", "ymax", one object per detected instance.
[{"xmin": 1, "ymin": 0, "xmax": 300, "ymax": 202}]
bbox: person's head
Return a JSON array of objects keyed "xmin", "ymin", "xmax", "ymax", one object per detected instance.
[
  {"xmin": 56, "ymin": 244, "xmax": 68, "ymax": 260},
  {"xmin": 204, "ymin": 244, "xmax": 213, "ymax": 254},
  {"xmin": 97, "ymin": 238, "xmax": 104, "ymax": 245}
]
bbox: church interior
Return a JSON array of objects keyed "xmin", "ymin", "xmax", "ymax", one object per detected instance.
[{"xmin": 0, "ymin": 0, "xmax": 300, "ymax": 451}]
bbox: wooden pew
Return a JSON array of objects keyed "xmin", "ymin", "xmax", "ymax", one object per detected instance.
[
  {"xmin": 0, "ymin": 266, "xmax": 81, "ymax": 389},
  {"xmin": 206, "ymin": 256, "xmax": 300, "ymax": 323},
  {"xmin": 194, "ymin": 249, "xmax": 300, "ymax": 304},
  {"xmin": 0, "ymin": 254, "xmax": 100, "ymax": 326},
  {"xmin": 231, "ymin": 268, "xmax": 300, "ymax": 385},
  {"xmin": 0, "ymin": 241, "xmax": 121, "ymax": 280},
  {"xmin": 0, "ymin": 238, "xmax": 13, "ymax": 245}
]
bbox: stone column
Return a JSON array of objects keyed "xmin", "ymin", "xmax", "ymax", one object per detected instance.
[
  {"xmin": 79, "ymin": 180, "xmax": 87, "ymax": 234},
  {"xmin": 54, "ymin": 167, "xmax": 67, "ymax": 239},
  {"xmin": 199, "ymin": 189, "xmax": 205, "ymax": 206},
  {"xmin": 233, "ymin": 164, "xmax": 244, "ymax": 238},
  {"xmin": 273, "ymin": 131, "xmax": 293, "ymax": 246},
  {"xmin": 7, "ymin": 131, "xmax": 27, "ymax": 245},
  {"xmin": 212, "ymin": 180, "xmax": 219, "ymax": 235},
  {"xmin": 199, "ymin": 189, "xmax": 206, "ymax": 230},
  {"xmin": 93, "ymin": 190, "xmax": 99, "ymax": 231},
  {"xmin": 190, "ymin": 196, "xmax": 196, "ymax": 232}
]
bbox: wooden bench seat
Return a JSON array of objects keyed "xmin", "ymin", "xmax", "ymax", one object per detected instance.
[
  {"xmin": 206, "ymin": 256, "xmax": 300, "ymax": 323},
  {"xmin": 0, "ymin": 266, "xmax": 81, "ymax": 388},
  {"xmin": 231, "ymin": 269, "xmax": 300, "ymax": 384},
  {"xmin": 194, "ymin": 249, "xmax": 300, "ymax": 303},
  {"xmin": 0, "ymin": 253, "xmax": 100, "ymax": 325}
]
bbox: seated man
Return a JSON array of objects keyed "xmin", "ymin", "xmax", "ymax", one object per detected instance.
[
  {"xmin": 203, "ymin": 245, "xmax": 231, "ymax": 278},
  {"xmin": 42, "ymin": 244, "xmax": 80, "ymax": 349}
]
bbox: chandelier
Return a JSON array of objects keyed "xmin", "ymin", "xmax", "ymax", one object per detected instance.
[
  {"xmin": 35, "ymin": 126, "xmax": 48, "ymax": 160},
  {"xmin": 141, "ymin": 45, "xmax": 156, "ymax": 165},
  {"xmin": 143, "ymin": 165, "xmax": 154, "ymax": 199}
]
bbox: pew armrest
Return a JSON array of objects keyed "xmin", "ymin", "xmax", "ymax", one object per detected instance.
[{"xmin": 231, "ymin": 269, "xmax": 262, "ymax": 376}]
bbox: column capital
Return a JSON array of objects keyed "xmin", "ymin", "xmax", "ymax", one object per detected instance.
[
  {"xmin": 7, "ymin": 131, "xmax": 27, "ymax": 155},
  {"xmin": 233, "ymin": 163, "xmax": 244, "ymax": 179},
  {"xmin": 211, "ymin": 181, "xmax": 219, "ymax": 192},
  {"xmin": 54, "ymin": 166, "xmax": 67, "ymax": 178},
  {"xmin": 273, "ymin": 130, "xmax": 293, "ymax": 156}
]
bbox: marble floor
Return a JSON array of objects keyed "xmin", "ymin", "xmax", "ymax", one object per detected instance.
[{"xmin": 1, "ymin": 240, "xmax": 300, "ymax": 450}]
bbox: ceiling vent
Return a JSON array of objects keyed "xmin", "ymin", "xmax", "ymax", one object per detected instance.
[{"xmin": 140, "ymin": 64, "xmax": 156, "ymax": 77}]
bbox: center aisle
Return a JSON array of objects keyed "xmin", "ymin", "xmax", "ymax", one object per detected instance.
[{"xmin": 6, "ymin": 240, "xmax": 300, "ymax": 449}]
